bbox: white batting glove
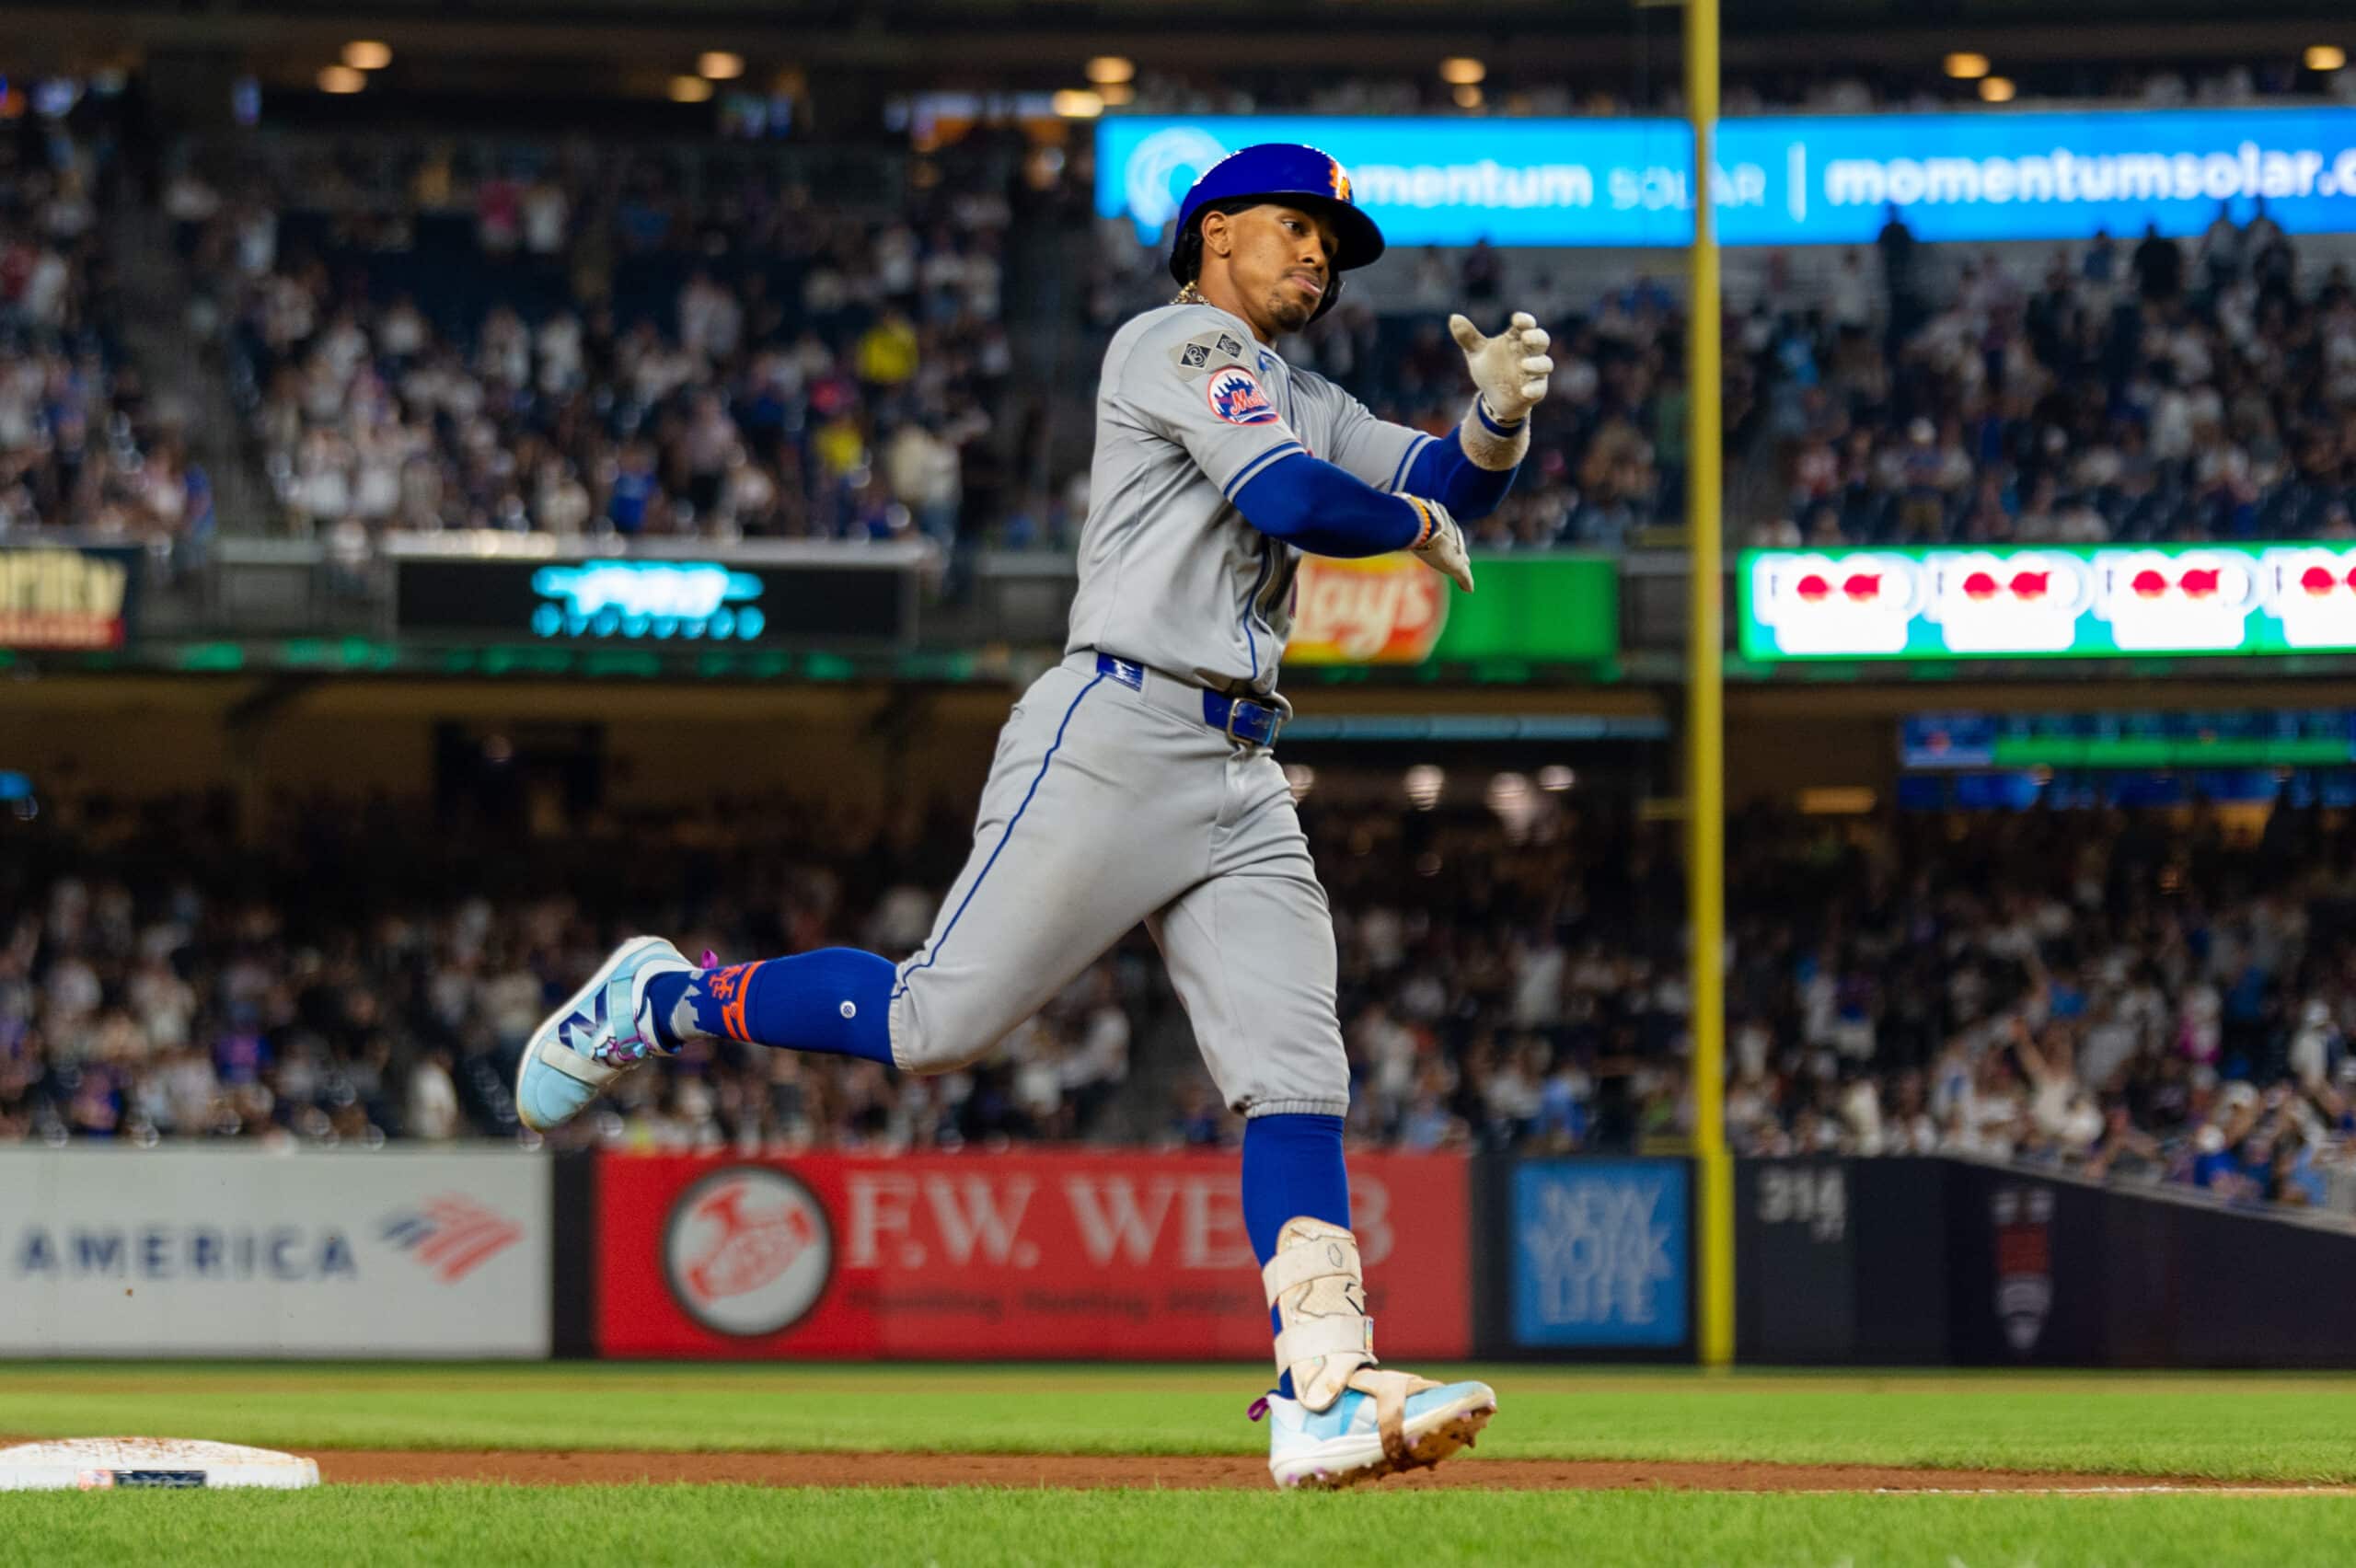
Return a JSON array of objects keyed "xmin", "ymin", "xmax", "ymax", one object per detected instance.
[
  {"xmin": 1404, "ymin": 496, "xmax": 1473, "ymax": 593},
  {"xmin": 1448, "ymin": 310, "xmax": 1553, "ymax": 426}
]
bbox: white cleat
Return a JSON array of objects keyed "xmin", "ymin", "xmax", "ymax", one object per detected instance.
[
  {"xmin": 513, "ymin": 935, "xmax": 694, "ymax": 1133},
  {"xmin": 1259, "ymin": 1373, "xmax": 1496, "ymax": 1491}
]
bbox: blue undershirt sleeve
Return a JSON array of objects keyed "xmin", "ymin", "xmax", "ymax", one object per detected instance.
[
  {"xmin": 1404, "ymin": 425, "xmax": 1519, "ymax": 520},
  {"xmin": 1231, "ymin": 451, "xmax": 1425, "ymax": 559}
]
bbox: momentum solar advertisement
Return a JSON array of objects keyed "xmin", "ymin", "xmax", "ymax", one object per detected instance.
[
  {"xmin": 1739, "ymin": 543, "xmax": 2356, "ymax": 662},
  {"xmin": 1100, "ymin": 108, "xmax": 2356, "ymax": 248}
]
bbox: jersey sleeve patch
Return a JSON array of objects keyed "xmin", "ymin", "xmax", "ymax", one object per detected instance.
[
  {"xmin": 1206, "ymin": 364, "xmax": 1279, "ymax": 425},
  {"xmin": 1166, "ymin": 329, "xmax": 1249, "ymax": 379}
]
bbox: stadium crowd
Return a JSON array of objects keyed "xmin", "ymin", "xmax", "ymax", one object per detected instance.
[
  {"xmin": 17, "ymin": 98, "xmax": 2356, "ymax": 558},
  {"xmin": 7, "ymin": 783, "xmax": 2356, "ymax": 1219},
  {"xmin": 0, "ymin": 118, "xmax": 212, "ymax": 547},
  {"xmin": 1745, "ymin": 206, "xmax": 2356, "ymax": 549},
  {"xmin": 1090, "ymin": 196, "xmax": 2356, "ymax": 551},
  {"xmin": 157, "ymin": 140, "xmax": 1029, "ymax": 547}
]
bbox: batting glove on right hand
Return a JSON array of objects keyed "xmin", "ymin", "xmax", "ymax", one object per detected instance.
[
  {"xmin": 1449, "ymin": 310, "xmax": 1553, "ymax": 426},
  {"xmin": 1405, "ymin": 497, "xmax": 1474, "ymax": 593}
]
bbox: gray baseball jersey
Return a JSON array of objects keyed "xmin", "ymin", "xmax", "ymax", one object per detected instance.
[
  {"xmin": 883, "ymin": 301, "xmax": 1441, "ymax": 1119},
  {"xmin": 1067, "ymin": 302, "xmax": 1434, "ymax": 696}
]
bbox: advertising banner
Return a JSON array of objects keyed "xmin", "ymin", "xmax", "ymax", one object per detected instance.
[
  {"xmin": 0, "ymin": 544, "xmax": 141, "ymax": 650},
  {"xmin": 595, "ymin": 1151, "xmax": 1471, "ymax": 1359},
  {"xmin": 1510, "ymin": 1159, "xmax": 1689, "ymax": 1350},
  {"xmin": 1284, "ymin": 553, "xmax": 1617, "ymax": 666},
  {"xmin": 1739, "ymin": 543, "xmax": 2356, "ymax": 662},
  {"xmin": 1942, "ymin": 1167, "xmax": 2111, "ymax": 1366},
  {"xmin": 1735, "ymin": 1159, "xmax": 1856, "ymax": 1364},
  {"xmin": 392, "ymin": 552, "xmax": 918, "ymax": 646},
  {"xmin": 1101, "ymin": 108, "xmax": 2356, "ymax": 248},
  {"xmin": 0, "ymin": 1149, "xmax": 550, "ymax": 1356}
]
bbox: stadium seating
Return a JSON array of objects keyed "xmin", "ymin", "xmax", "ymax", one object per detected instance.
[{"xmin": 6, "ymin": 786, "xmax": 2350, "ymax": 1219}]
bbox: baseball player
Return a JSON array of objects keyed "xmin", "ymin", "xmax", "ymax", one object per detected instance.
[{"xmin": 517, "ymin": 143, "xmax": 1551, "ymax": 1490}]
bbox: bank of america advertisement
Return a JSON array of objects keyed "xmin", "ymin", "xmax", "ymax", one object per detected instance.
[
  {"xmin": 1101, "ymin": 108, "xmax": 2356, "ymax": 248},
  {"xmin": 0, "ymin": 1149, "xmax": 549, "ymax": 1356},
  {"xmin": 1739, "ymin": 544, "xmax": 2356, "ymax": 663}
]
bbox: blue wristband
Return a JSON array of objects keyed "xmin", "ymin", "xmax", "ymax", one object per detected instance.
[{"xmin": 1474, "ymin": 397, "xmax": 1525, "ymax": 435}]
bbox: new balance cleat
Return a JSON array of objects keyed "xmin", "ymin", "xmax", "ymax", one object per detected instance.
[
  {"xmin": 514, "ymin": 935, "xmax": 695, "ymax": 1132},
  {"xmin": 1257, "ymin": 1372, "xmax": 1496, "ymax": 1491}
]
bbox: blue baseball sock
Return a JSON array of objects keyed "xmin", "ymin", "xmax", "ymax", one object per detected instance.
[
  {"xmin": 643, "ymin": 949, "xmax": 895, "ymax": 1064},
  {"xmin": 1242, "ymin": 1112, "xmax": 1352, "ymax": 1401}
]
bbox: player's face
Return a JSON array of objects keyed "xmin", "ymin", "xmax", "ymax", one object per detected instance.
[{"xmin": 1216, "ymin": 204, "xmax": 1336, "ymax": 338}]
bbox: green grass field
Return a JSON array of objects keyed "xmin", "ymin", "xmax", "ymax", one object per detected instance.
[{"xmin": 7, "ymin": 1365, "xmax": 2356, "ymax": 1566}]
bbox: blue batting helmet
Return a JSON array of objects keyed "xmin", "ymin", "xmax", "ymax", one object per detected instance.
[{"xmin": 1167, "ymin": 143, "xmax": 1384, "ymax": 322}]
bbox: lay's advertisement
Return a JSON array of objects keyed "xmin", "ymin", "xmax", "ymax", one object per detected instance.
[
  {"xmin": 1740, "ymin": 543, "xmax": 2356, "ymax": 663},
  {"xmin": 1286, "ymin": 553, "xmax": 1616, "ymax": 666}
]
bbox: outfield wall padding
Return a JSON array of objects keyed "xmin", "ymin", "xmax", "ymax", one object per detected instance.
[{"xmin": 1738, "ymin": 1157, "xmax": 2356, "ymax": 1367}]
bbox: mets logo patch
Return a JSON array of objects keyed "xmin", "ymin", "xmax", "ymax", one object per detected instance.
[{"xmin": 1206, "ymin": 364, "xmax": 1277, "ymax": 425}]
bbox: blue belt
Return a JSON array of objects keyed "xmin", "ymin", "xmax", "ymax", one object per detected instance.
[{"xmin": 1094, "ymin": 651, "xmax": 1284, "ymax": 747}]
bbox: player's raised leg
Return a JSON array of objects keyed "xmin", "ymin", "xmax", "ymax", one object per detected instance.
[
  {"xmin": 518, "ymin": 657, "xmax": 1209, "ymax": 1130},
  {"xmin": 1149, "ymin": 759, "xmax": 1495, "ymax": 1489}
]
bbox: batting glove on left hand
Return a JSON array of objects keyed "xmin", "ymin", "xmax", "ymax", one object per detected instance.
[
  {"xmin": 1449, "ymin": 310, "xmax": 1553, "ymax": 426},
  {"xmin": 1405, "ymin": 496, "xmax": 1473, "ymax": 594}
]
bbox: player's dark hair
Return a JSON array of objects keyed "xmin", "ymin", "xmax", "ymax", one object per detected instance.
[{"xmin": 1171, "ymin": 197, "xmax": 1267, "ymax": 285}]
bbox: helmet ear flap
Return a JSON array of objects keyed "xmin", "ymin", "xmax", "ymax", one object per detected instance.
[{"xmin": 1309, "ymin": 272, "xmax": 1344, "ymax": 324}]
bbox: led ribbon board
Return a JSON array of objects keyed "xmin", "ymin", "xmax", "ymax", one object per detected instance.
[
  {"xmin": 391, "ymin": 553, "xmax": 916, "ymax": 647},
  {"xmin": 1100, "ymin": 108, "xmax": 2356, "ymax": 248},
  {"xmin": 528, "ymin": 561, "xmax": 766, "ymax": 641},
  {"xmin": 1740, "ymin": 544, "xmax": 2356, "ymax": 662}
]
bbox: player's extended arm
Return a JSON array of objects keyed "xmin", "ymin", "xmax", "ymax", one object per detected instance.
[
  {"xmin": 1231, "ymin": 451, "xmax": 1423, "ymax": 558},
  {"xmin": 1232, "ymin": 454, "xmax": 1473, "ymax": 591}
]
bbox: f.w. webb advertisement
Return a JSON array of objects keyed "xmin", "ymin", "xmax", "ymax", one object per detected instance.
[{"xmin": 597, "ymin": 1151, "xmax": 1472, "ymax": 1359}]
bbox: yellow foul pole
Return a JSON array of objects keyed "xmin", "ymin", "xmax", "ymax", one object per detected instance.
[{"xmin": 1684, "ymin": 0, "xmax": 1733, "ymax": 1368}]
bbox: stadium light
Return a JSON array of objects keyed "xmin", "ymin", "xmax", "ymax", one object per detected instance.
[
  {"xmin": 1098, "ymin": 82, "xmax": 1135, "ymax": 107},
  {"xmin": 1052, "ymin": 88, "xmax": 1104, "ymax": 119},
  {"xmin": 341, "ymin": 40, "xmax": 392, "ymax": 71},
  {"xmin": 1086, "ymin": 55, "xmax": 1135, "ymax": 86},
  {"xmin": 668, "ymin": 75, "xmax": 714, "ymax": 103},
  {"xmin": 1978, "ymin": 75, "xmax": 2016, "ymax": 102},
  {"xmin": 1452, "ymin": 84, "xmax": 1484, "ymax": 110},
  {"xmin": 317, "ymin": 64, "xmax": 366, "ymax": 95},
  {"xmin": 1943, "ymin": 52, "xmax": 1990, "ymax": 80},
  {"xmin": 2307, "ymin": 45, "xmax": 2348, "ymax": 72},
  {"xmin": 1438, "ymin": 57, "xmax": 1485, "ymax": 86},
  {"xmin": 698, "ymin": 52, "xmax": 744, "ymax": 80}
]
